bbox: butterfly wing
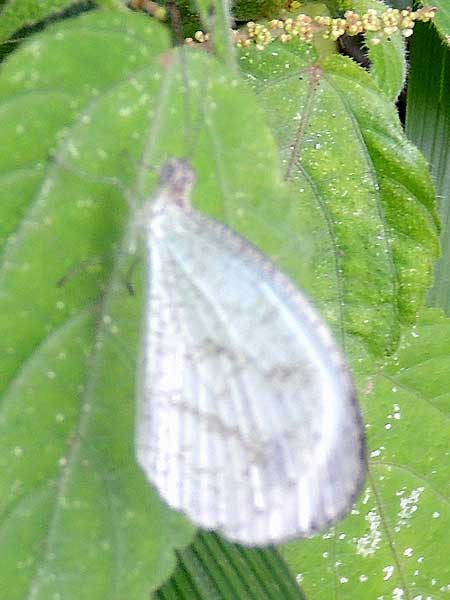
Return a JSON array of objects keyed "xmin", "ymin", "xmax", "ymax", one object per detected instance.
[{"xmin": 136, "ymin": 202, "xmax": 366, "ymax": 546}]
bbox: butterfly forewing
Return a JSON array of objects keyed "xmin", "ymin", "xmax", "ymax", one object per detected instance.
[{"xmin": 136, "ymin": 159, "xmax": 366, "ymax": 546}]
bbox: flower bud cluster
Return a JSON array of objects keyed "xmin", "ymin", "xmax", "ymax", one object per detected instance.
[{"xmin": 186, "ymin": 6, "xmax": 436, "ymax": 50}]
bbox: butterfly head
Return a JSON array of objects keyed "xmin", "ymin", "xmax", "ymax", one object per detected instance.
[{"xmin": 158, "ymin": 158, "xmax": 196, "ymax": 210}]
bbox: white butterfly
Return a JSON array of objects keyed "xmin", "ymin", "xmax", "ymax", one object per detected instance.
[{"xmin": 136, "ymin": 158, "xmax": 367, "ymax": 546}]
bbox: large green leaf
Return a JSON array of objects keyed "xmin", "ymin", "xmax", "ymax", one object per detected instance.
[
  {"xmin": 406, "ymin": 22, "xmax": 450, "ymax": 314},
  {"xmin": 240, "ymin": 42, "xmax": 439, "ymax": 356},
  {"xmin": 283, "ymin": 308, "xmax": 450, "ymax": 598},
  {"xmin": 155, "ymin": 531, "xmax": 306, "ymax": 599},
  {"xmin": 0, "ymin": 9, "xmax": 309, "ymax": 598}
]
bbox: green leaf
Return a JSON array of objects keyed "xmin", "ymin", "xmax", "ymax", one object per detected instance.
[
  {"xmin": 406, "ymin": 22, "xmax": 450, "ymax": 314},
  {"xmin": 155, "ymin": 532, "xmax": 306, "ymax": 599},
  {"xmin": 0, "ymin": 12, "xmax": 195, "ymax": 600},
  {"xmin": 239, "ymin": 42, "xmax": 439, "ymax": 356},
  {"xmin": 0, "ymin": 0, "xmax": 83, "ymax": 43},
  {"xmin": 283, "ymin": 308, "xmax": 450, "ymax": 599},
  {"xmin": 426, "ymin": 0, "xmax": 450, "ymax": 46},
  {"xmin": 0, "ymin": 9, "xmax": 313, "ymax": 598},
  {"xmin": 353, "ymin": 0, "xmax": 407, "ymax": 101}
]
